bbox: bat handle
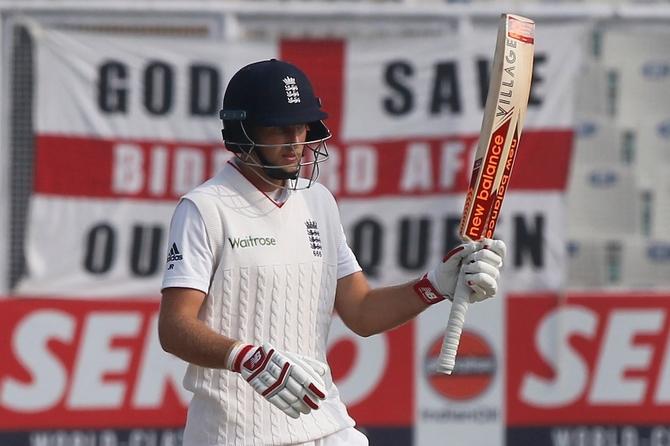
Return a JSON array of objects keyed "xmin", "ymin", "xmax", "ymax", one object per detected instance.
[{"xmin": 436, "ymin": 272, "xmax": 470, "ymax": 375}]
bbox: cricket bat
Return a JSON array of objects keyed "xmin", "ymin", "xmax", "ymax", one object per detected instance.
[{"xmin": 437, "ymin": 13, "xmax": 535, "ymax": 375}]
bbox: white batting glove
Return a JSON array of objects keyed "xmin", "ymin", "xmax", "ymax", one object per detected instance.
[
  {"xmin": 413, "ymin": 238, "xmax": 506, "ymax": 304},
  {"xmin": 226, "ymin": 342, "xmax": 327, "ymax": 419}
]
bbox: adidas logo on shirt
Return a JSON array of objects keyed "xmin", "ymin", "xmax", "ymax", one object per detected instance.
[{"xmin": 166, "ymin": 243, "xmax": 183, "ymax": 262}]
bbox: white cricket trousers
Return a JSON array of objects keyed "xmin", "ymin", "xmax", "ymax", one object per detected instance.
[{"xmin": 297, "ymin": 427, "xmax": 369, "ymax": 446}]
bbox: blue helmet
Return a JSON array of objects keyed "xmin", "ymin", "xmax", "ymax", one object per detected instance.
[{"xmin": 220, "ymin": 59, "xmax": 331, "ymax": 152}]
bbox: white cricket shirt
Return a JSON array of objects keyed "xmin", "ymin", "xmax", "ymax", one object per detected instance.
[{"xmin": 161, "ymin": 161, "xmax": 362, "ymax": 445}]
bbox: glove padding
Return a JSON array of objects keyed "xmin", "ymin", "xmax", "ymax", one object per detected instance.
[
  {"xmin": 414, "ymin": 238, "xmax": 506, "ymax": 304},
  {"xmin": 227, "ymin": 342, "xmax": 327, "ymax": 419}
]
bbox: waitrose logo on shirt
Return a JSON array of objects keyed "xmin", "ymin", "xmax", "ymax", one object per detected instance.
[{"xmin": 228, "ymin": 235, "xmax": 277, "ymax": 249}]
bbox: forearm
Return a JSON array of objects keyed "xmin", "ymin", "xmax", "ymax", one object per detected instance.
[
  {"xmin": 159, "ymin": 297, "xmax": 328, "ymax": 420},
  {"xmin": 349, "ymin": 279, "xmax": 429, "ymax": 337},
  {"xmin": 158, "ymin": 313, "xmax": 238, "ymax": 369}
]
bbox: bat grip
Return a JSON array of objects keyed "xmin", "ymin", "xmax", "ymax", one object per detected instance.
[{"xmin": 436, "ymin": 272, "xmax": 470, "ymax": 375}]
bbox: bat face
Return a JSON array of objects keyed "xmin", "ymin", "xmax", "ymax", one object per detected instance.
[
  {"xmin": 459, "ymin": 14, "xmax": 535, "ymax": 242},
  {"xmin": 461, "ymin": 118, "xmax": 513, "ymax": 241},
  {"xmin": 438, "ymin": 13, "xmax": 535, "ymax": 376}
]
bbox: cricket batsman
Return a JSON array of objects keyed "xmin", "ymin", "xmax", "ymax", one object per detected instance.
[{"xmin": 158, "ymin": 58, "xmax": 506, "ymax": 445}]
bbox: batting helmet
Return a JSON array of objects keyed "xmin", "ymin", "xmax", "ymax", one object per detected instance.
[{"xmin": 220, "ymin": 59, "xmax": 331, "ymax": 151}]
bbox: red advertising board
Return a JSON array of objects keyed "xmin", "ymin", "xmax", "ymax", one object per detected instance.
[
  {"xmin": 508, "ymin": 293, "xmax": 670, "ymax": 425},
  {"xmin": 0, "ymin": 299, "xmax": 186, "ymax": 429},
  {"xmin": 0, "ymin": 298, "xmax": 412, "ymax": 431}
]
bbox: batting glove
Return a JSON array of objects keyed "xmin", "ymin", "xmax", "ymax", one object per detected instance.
[
  {"xmin": 226, "ymin": 342, "xmax": 327, "ymax": 419},
  {"xmin": 413, "ymin": 238, "xmax": 506, "ymax": 305}
]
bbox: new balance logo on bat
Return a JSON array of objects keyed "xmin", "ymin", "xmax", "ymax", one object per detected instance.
[{"xmin": 166, "ymin": 243, "xmax": 183, "ymax": 262}]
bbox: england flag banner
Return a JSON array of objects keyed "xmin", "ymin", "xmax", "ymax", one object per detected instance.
[{"xmin": 16, "ymin": 24, "xmax": 582, "ymax": 298}]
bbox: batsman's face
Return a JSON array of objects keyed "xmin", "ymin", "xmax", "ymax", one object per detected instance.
[{"xmin": 254, "ymin": 124, "xmax": 308, "ymax": 174}]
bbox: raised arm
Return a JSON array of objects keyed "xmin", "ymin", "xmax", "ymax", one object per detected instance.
[{"xmin": 334, "ymin": 239, "xmax": 506, "ymax": 338}]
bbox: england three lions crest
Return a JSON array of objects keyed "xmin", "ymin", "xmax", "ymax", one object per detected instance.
[
  {"xmin": 283, "ymin": 76, "xmax": 301, "ymax": 104},
  {"xmin": 305, "ymin": 219, "xmax": 322, "ymax": 258}
]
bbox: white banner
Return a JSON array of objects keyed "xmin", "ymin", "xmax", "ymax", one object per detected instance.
[
  {"xmin": 20, "ymin": 25, "xmax": 581, "ymax": 300},
  {"xmin": 18, "ymin": 197, "xmax": 176, "ymax": 297},
  {"xmin": 339, "ymin": 192, "xmax": 566, "ymax": 293},
  {"xmin": 33, "ymin": 29, "xmax": 275, "ymax": 140},
  {"xmin": 343, "ymin": 23, "xmax": 584, "ymax": 141}
]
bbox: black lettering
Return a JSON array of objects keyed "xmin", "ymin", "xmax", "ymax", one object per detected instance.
[
  {"xmin": 144, "ymin": 61, "xmax": 174, "ymax": 115},
  {"xmin": 478, "ymin": 54, "xmax": 545, "ymax": 108},
  {"xmin": 529, "ymin": 53, "xmax": 546, "ymax": 107},
  {"xmin": 84, "ymin": 224, "xmax": 116, "ymax": 274},
  {"xmin": 190, "ymin": 65, "xmax": 220, "ymax": 116},
  {"xmin": 130, "ymin": 225, "xmax": 163, "ymax": 277},
  {"xmin": 351, "ymin": 218, "xmax": 383, "ymax": 277},
  {"xmin": 98, "ymin": 61, "xmax": 128, "ymax": 113},
  {"xmin": 398, "ymin": 217, "xmax": 430, "ymax": 270},
  {"xmin": 430, "ymin": 62, "xmax": 461, "ymax": 114},
  {"xmin": 514, "ymin": 214, "xmax": 544, "ymax": 267},
  {"xmin": 382, "ymin": 61, "xmax": 414, "ymax": 116}
]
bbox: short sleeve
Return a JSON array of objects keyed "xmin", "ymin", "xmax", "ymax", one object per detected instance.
[
  {"xmin": 336, "ymin": 223, "xmax": 362, "ymax": 279},
  {"xmin": 161, "ymin": 199, "xmax": 215, "ymax": 293}
]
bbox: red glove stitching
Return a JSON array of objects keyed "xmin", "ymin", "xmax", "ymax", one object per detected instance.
[
  {"xmin": 308, "ymin": 383, "xmax": 325, "ymax": 399},
  {"xmin": 261, "ymin": 362, "xmax": 291, "ymax": 397},
  {"xmin": 303, "ymin": 395, "xmax": 318, "ymax": 410},
  {"xmin": 442, "ymin": 245, "xmax": 465, "ymax": 262}
]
